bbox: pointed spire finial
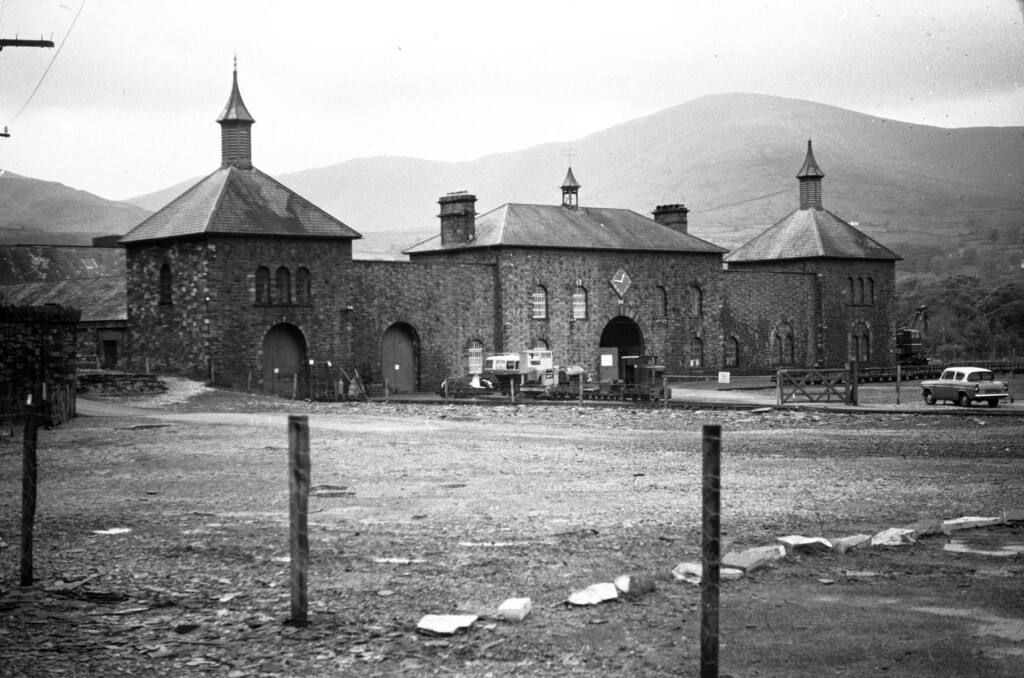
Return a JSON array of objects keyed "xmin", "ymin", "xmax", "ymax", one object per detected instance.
[
  {"xmin": 561, "ymin": 166, "xmax": 580, "ymax": 209},
  {"xmin": 797, "ymin": 139, "xmax": 824, "ymax": 209}
]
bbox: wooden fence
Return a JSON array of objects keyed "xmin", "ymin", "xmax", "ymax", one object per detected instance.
[
  {"xmin": 776, "ymin": 368, "xmax": 853, "ymax": 405},
  {"xmin": 1, "ymin": 383, "xmax": 76, "ymax": 436}
]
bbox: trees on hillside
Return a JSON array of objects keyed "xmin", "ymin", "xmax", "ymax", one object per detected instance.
[{"xmin": 897, "ymin": 274, "xmax": 1024, "ymax": 362}]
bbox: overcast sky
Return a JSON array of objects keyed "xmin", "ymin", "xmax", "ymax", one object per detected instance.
[{"xmin": 0, "ymin": 0, "xmax": 1021, "ymax": 202}]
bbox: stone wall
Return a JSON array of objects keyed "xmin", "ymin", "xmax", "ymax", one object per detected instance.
[
  {"xmin": 125, "ymin": 235, "xmax": 355, "ymax": 388},
  {"xmin": 124, "ymin": 238, "xmax": 211, "ymax": 377},
  {"xmin": 348, "ymin": 260, "xmax": 498, "ymax": 390},
  {"xmin": 411, "ymin": 248, "xmax": 726, "ymax": 376},
  {"xmin": 720, "ymin": 269, "xmax": 818, "ymax": 372},
  {"xmin": 0, "ymin": 304, "xmax": 80, "ymax": 423},
  {"xmin": 726, "ymin": 258, "xmax": 897, "ymax": 368}
]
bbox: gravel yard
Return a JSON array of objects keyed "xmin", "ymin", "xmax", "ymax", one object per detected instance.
[{"xmin": 1, "ymin": 378, "xmax": 1022, "ymax": 676}]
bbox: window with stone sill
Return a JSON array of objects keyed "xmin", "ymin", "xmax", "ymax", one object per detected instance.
[
  {"xmin": 275, "ymin": 266, "xmax": 291, "ymax": 305},
  {"xmin": 724, "ymin": 337, "xmax": 739, "ymax": 367},
  {"xmin": 255, "ymin": 266, "xmax": 271, "ymax": 305},
  {"xmin": 690, "ymin": 285, "xmax": 703, "ymax": 316},
  {"xmin": 572, "ymin": 286, "xmax": 588, "ymax": 320},
  {"xmin": 295, "ymin": 267, "xmax": 311, "ymax": 306},
  {"xmin": 467, "ymin": 340, "xmax": 484, "ymax": 375},
  {"xmin": 158, "ymin": 263, "xmax": 172, "ymax": 306},
  {"xmin": 654, "ymin": 286, "xmax": 668, "ymax": 317},
  {"xmin": 531, "ymin": 285, "xmax": 547, "ymax": 319}
]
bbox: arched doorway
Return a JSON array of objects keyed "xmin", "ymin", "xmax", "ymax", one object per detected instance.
[
  {"xmin": 382, "ymin": 323, "xmax": 419, "ymax": 393},
  {"xmin": 599, "ymin": 316, "xmax": 644, "ymax": 383},
  {"xmin": 262, "ymin": 323, "xmax": 307, "ymax": 396}
]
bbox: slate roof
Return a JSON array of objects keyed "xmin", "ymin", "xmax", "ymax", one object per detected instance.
[
  {"xmin": 217, "ymin": 68, "xmax": 255, "ymax": 123},
  {"xmin": 0, "ymin": 276, "xmax": 126, "ymax": 322},
  {"xmin": 0, "ymin": 246, "xmax": 124, "ymax": 286},
  {"xmin": 404, "ymin": 203, "xmax": 727, "ymax": 255},
  {"xmin": 120, "ymin": 166, "xmax": 361, "ymax": 244},
  {"xmin": 725, "ymin": 207, "xmax": 901, "ymax": 262}
]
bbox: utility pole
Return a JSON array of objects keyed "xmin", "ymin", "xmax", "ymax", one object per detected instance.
[{"xmin": 0, "ymin": 37, "xmax": 56, "ymax": 138}]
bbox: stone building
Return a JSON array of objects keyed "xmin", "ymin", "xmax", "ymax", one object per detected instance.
[{"xmin": 119, "ymin": 69, "xmax": 900, "ymax": 394}]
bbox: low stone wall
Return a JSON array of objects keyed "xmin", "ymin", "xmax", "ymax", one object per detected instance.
[{"xmin": 76, "ymin": 372, "xmax": 167, "ymax": 396}]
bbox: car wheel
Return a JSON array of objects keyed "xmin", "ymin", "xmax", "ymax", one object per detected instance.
[
  {"xmin": 923, "ymin": 391, "xmax": 936, "ymax": 405},
  {"xmin": 987, "ymin": 399, "xmax": 1000, "ymax": 408},
  {"xmin": 958, "ymin": 393, "xmax": 972, "ymax": 408}
]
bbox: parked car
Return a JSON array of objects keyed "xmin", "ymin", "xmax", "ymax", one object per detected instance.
[{"xmin": 921, "ymin": 367, "xmax": 1009, "ymax": 408}]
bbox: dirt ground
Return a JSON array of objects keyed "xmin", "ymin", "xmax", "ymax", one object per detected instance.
[{"xmin": 1, "ymin": 379, "xmax": 1023, "ymax": 677}]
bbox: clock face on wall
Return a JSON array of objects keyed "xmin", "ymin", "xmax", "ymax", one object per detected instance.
[{"xmin": 610, "ymin": 267, "xmax": 631, "ymax": 298}]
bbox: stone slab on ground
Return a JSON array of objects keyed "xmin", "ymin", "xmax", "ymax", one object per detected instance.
[
  {"xmin": 871, "ymin": 528, "xmax": 917, "ymax": 546},
  {"xmin": 777, "ymin": 535, "xmax": 832, "ymax": 555},
  {"xmin": 1004, "ymin": 509, "xmax": 1024, "ymax": 524},
  {"xmin": 942, "ymin": 516, "xmax": 1004, "ymax": 532},
  {"xmin": 902, "ymin": 519, "xmax": 945, "ymax": 538},
  {"xmin": 496, "ymin": 598, "xmax": 532, "ymax": 622},
  {"xmin": 833, "ymin": 534, "xmax": 872, "ymax": 554},
  {"xmin": 672, "ymin": 562, "xmax": 745, "ymax": 584},
  {"xmin": 722, "ymin": 545, "xmax": 785, "ymax": 573}
]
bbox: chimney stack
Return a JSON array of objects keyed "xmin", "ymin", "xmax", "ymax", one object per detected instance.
[
  {"xmin": 652, "ymin": 203, "xmax": 690, "ymax": 234},
  {"xmin": 438, "ymin": 192, "xmax": 477, "ymax": 246}
]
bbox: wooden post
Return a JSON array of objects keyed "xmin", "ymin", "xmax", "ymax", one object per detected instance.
[
  {"xmin": 896, "ymin": 363, "xmax": 901, "ymax": 405},
  {"xmin": 288, "ymin": 415, "xmax": 310, "ymax": 625},
  {"xmin": 579, "ymin": 376, "xmax": 584, "ymax": 405},
  {"xmin": 247, "ymin": 371, "xmax": 252, "ymax": 392},
  {"xmin": 444, "ymin": 378, "xmax": 450, "ymax": 403},
  {"xmin": 292, "ymin": 374, "xmax": 298, "ymax": 400},
  {"xmin": 849, "ymin": 360, "xmax": 859, "ymax": 406},
  {"xmin": 775, "ymin": 369, "xmax": 783, "ymax": 405},
  {"xmin": 21, "ymin": 399, "xmax": 41, "ymax": 586},
  {"xmin": 701, "ymin": 424, "xmax": 722, "ymax": 678}
]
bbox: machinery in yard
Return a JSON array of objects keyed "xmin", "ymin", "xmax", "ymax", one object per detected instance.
[
  {"xmin": 895, "ymin": 304, "xmax": 929, "ymax": 365},
  {"xmin": 479, "ymin": 349, "xmax": 666, "ymax": 401}
]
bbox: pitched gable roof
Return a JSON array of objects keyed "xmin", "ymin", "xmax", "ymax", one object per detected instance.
[
  {"xmin": 725, "ymin": 207, "xmax": 901, "ymax": 262},
  {"xmin": 405, "ymin": 203, "xmax": 726, "ymax": 255},
  {"xmin": 0, "ymin": 276, "xmax": 126, "ymax": 322},
  {"xmin": 120, "ymin": 166, "xmax": 360, "ymax": 244}
]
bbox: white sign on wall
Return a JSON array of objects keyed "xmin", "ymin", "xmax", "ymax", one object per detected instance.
[
  {"xmin": 601, "ymin": 354, "xmax": 614, "ymax": 367},
  {"xmin": 718, "ymin": 371, "xmax": 731, "ymax": 384}
]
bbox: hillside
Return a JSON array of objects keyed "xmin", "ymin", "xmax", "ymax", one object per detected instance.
[
  {"xmin": 0, "ymin": 172, "xmax": 151, "ymax": 246},
  {"xmin": 5, "ymin": 93, "xmax": 1023, "ymax": 269}
]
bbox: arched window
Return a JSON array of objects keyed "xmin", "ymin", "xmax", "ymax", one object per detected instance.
[
  {"xmin": 690, "ymin": 337, "xmax": 704, "ymax": 368},
  {"xmin": 773, "ymin": 323, "xmax": 794, "ymax": 365},
  {"xmin": 724, "ymin": 337, "xmax": 739, "ymax": 367},
  {"xmin": 690, "ymin": 285, "xmax": 703, "ymax": 316},
  {"xmin": 275, "ymin": 267, "xmax": 291, "ymax": 305},
  {"xmin": 158, "ymin": 263, "xmax": 172, "ymax": 305},
  {"xmin": 851, "ymin": 323, "xmax": 871, "ymax": 362},
  {"xmin": 847, "ymin": 277, "xmax": 855, "ymax": 304},
  {"xmin": 295, "ymin": 267, "xmax": 311, "ymax": 305},
  {"xmin": 255, "ymin": 266, "xmax": 271, "ymax": 306},
  {"xmin": 857, "ymin": 277, "xmax": 865, "ymax": 304},
  {"xmin": 572, "ymin": 286, "xmax": 588, "ymax": 320},
  {"xmin": 655, "ymin": 286, "xmax": 668, "ymax": 317},
  {"xmin": 531, "ymin": 286, "xmax": 547, "ymax": 319},
  {"xmin": 867, "ymin": 277, "xmax": 875, "ymax": 305},
  {"xmin": 467, "ymin": 340, "xmax": 484, "ymax": 375},
  {"xmin": 534, "ymin": 339, "xmax": 549, "ymax": 350}
]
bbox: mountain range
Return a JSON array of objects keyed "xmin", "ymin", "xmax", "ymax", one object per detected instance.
[{"xmin": 3, "ymin": 93, "xmax": 1022, "ymax": 263}]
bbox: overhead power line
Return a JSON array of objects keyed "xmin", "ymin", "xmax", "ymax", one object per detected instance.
[{"xmin": 3, "ymin": 0, "xmax": 87, "ymax": 131}]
